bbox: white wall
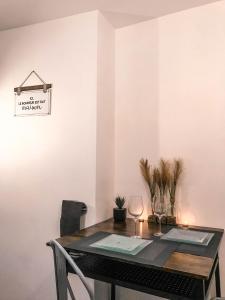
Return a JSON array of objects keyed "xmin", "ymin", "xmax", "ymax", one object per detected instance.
[
  {"xmin": 115, "ymin": 0, "xmax": 225, "ymax": 298},
  {"xmin": 158, "ymin": 0, "xmax": 225, "ymax": 293},
  {"xmin": 96, "ymin": 12, "xmax": 115, "ymax": 222},
  {"xmin": 0, "ymin": 11, "xmax": 114, "ymax": 300},
  {"xmin": 115, "ymin": 20, "xmax": 159, "ymax": 219}
]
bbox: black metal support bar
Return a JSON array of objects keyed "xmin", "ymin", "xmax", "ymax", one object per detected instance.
[
  {"xmin": 215, "ymin": 257, "xmax": 221, "ymax": 297},
  {"xmin": 111, "ymin": 284, "xmax": 116, "ymax": 300}
]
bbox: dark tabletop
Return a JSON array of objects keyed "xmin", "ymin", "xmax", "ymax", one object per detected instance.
[{"xmin": 57, "ymin": 218, "xmax": 224, "ymax": 280}]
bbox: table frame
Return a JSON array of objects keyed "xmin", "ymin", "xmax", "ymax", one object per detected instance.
[{"xmin": 51, "ymin": 219, "xmax": 223, "ymax": 300}]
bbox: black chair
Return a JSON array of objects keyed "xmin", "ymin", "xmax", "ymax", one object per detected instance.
[{"xmin": 60, "ymin": 200, "xmax": 87, "ymax": 237}]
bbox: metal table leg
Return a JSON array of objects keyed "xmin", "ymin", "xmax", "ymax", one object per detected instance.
[
  {"xmin": 111, "ymin": 284, "xmax": 116, "ymax": 300},
  {"xmin": 215, "ymin": 259, "xmax": 221, "ymax": 297}
]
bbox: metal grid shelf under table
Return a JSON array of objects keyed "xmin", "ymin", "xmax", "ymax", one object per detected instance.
[{"xmin": 72, "ymin": 254, "xmax": 204, "ymax": 300}]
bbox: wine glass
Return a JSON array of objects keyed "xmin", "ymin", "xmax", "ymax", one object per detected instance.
[
  {"xmin": 128, "ymin": 196, "xmax": 144, "ymax": 238},
  {"xmin": 154, "ymin": 199, "xmax": 166, "ymax": 237}
]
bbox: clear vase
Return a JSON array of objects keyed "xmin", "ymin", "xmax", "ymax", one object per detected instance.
[{"xmin": 167, "ymin": 199, "xmax": 177, "ymax": 225}]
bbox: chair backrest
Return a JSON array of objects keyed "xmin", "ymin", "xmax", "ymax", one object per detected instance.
[
  {"xmin": 60, "ymin": 200, "xmax": 87, "ymax": 236},
  {"xmin": 50, "ymin": 240, "xmax": 94, "ymax": 300}
]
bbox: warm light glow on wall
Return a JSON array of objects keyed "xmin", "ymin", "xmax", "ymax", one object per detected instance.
[{"xmin": 180, "ymin": 212, "xmax": 196, "ymax": 226}]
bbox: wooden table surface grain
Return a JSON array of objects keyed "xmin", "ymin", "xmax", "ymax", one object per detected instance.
[{"xmin": 164, "ymin": 252, "xmax": 214, "ymax": 278}]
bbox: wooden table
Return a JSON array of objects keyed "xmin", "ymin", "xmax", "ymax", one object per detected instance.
[{"xmin": 55, "ymin": 218, "xmax": 224, "ymax": 300}]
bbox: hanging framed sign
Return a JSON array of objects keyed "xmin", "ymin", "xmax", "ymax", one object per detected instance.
[{"xmin": 14, "ymin": 70, "xmax": 52, "ymax": 116}]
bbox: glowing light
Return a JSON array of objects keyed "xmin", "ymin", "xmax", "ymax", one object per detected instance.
[{"xmin": 181, "ymin": 212, "xmax": 196, "ymax": 226}]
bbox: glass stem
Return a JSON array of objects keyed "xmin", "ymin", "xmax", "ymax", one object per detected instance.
[
  {"xmin": 159, "ymin": 216, "xmax": 162, "ymax": 234},
  {"xmin": 134, "ymin": 218, "xmax": 138, "ymax": 236}
]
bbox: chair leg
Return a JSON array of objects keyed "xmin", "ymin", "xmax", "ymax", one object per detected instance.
[{"xmin": 53, "ymin": 246, "xmax": 68, "ymax": 300}]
